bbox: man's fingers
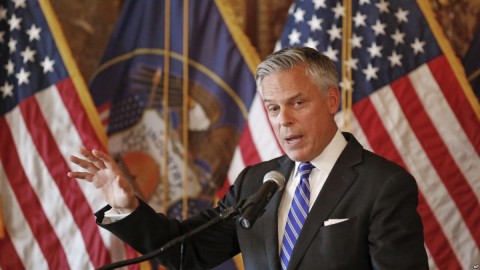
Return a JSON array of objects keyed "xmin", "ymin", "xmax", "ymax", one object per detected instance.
[
  {"xmin": 69, "ymin": 154, "xmax": 83, "ymax": 165},
  {"xmin": 92, "ymin": 149, "xmax": 116, "ymax": 170},
  {"xmin": 80, "ymin": 147, "xmax": 107, "ymax": 169},
  {"xmin": 67, "ymin": 171, "xmax": 93, "ymax": 182},
  {"xmin": 69, "ymin": 154, "xmax": 100, "ymax": 173}
]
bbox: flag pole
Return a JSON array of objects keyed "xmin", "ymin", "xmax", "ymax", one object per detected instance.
[
  {"xmin": 162, "ymin": 0, "xmax": 172, "ymax": 213},
  {"xmin": 182, "ymin": 0, "xmax": 190, "ymax": 220},
  {"xmin": 345, "ymin": 0, "xmax": 353, "ymax": 128},
  {"xmin": 341, "ymin": 0, "xmax": 353, "ymax": 131}
]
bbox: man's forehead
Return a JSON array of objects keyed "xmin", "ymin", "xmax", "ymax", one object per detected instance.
[{"xmin": 262, "ymin": 91, "xmax": 304, "ymax": 104}]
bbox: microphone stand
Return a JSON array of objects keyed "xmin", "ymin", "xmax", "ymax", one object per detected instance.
[{"xmin": 97, "ymin": 201, "xmax": 244, "ymax": 270}]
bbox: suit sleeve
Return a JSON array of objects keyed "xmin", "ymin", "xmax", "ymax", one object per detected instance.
[
  {"xmin": 94, "ymin": 168, "xmax": 248, "ymax": 270},
  {"xmin": 368, "ymin": 170, "xmax": 429, "ymax": 269}
]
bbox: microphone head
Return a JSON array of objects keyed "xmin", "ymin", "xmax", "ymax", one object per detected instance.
[{"xmin": 263, "ymin": 170, "xmax": 286, "ymax": 191}]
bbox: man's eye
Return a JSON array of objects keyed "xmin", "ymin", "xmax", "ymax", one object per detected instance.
[
  {"xmin": 267, "ymin": 106, "xmax": 279, "ymax": 112},
  {"xmin": 294, "ymin": 100, "xmax": 304, "ymax": 106}
]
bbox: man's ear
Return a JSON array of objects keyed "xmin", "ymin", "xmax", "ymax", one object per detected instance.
[{"xmin": 327, "ymin": 86, "xmax": 341, "ymax": 115}]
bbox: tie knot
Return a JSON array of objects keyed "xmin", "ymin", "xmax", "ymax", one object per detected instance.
[{"xmin": 299, "ymin": 162, "xmax": 315, "ymax": 177}]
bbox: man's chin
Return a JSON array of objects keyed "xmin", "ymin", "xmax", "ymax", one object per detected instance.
[{"xmin": 284, "ymin": 151, "xmax": 309, "ymax": 163}]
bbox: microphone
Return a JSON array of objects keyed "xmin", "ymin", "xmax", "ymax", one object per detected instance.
[{"xmin": 238, "ymin": 171, "xmax": 286, "ymax": 229}]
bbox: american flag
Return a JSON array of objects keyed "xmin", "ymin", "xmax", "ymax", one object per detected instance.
[
  {"xmin": 0, "ymin": 0, "xmax": 127, "ymax": 269},
  {"xmin": 227, "ymin": 0, "xmax": 480, "ymax": 269}
]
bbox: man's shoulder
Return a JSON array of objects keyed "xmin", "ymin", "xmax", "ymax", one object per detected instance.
[
  {"xmin": 244, "ymin": 155, "xmax": 293, "ymax": 177},
  {"xmin": 361, "ymin": 148, "xmax": 408, "ymax": 173},
  {"xmin": 342, "ymin": 132, "xmax": 410, "ymax": 175}
]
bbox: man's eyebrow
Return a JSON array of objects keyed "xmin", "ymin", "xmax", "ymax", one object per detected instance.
[{"xmin": 263, "ymin": 93, "xmax": 304, "ymax": 103}]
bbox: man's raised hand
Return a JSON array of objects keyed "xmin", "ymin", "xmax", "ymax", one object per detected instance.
[{"xmin": 68, "ymin": 147, "xmax": 139, "ymax": 213}]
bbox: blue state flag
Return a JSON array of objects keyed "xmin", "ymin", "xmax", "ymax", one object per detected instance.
[{"xmin": 89, "ymin": 0, "xmax": 259, "ymax": 269}]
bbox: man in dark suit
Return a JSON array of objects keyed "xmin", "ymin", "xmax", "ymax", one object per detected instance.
[{"xmin": 68, "ymin": 47, "xmax": 429, "ymax": 269}]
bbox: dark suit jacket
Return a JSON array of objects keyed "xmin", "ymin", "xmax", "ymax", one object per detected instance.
[{"xmin": 96, "ymin": 132, "xmax": 428, "ymax": 269}]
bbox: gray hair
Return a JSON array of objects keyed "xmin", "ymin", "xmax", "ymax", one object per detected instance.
[{"xmin": 256, "ymin": 47, "xmax": 338, "ymax": 95}]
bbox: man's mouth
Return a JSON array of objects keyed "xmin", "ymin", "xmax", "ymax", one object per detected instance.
[{"xmin": 285, "ymin": 135, "xmax": 302, "ymax": 143}]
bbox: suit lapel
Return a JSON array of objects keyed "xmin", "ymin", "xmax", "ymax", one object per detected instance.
[
  {"xmin": 286, "ymin": 133, "xmax": 362, "ymax": 269},
  {"xmin": 262, "ymin": 156, "xmax": 295, "ymax": 270}
]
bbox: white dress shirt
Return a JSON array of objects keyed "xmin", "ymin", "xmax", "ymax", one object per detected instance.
[{"xmin": 277, "ymin": 130, "xmax": 347, "ymax": 252}]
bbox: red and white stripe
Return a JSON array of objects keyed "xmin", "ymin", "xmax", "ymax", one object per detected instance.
[
  {"xmin": 226, "ymin": 55, "xmax": 480, "ymax": 269},
  {"xmin": 0, "ymin": 78, "xmax": 127, "ymax": 269},
  {"xmin": 97, "ymin": 102, "xmax": 111, "ymax": 130}
]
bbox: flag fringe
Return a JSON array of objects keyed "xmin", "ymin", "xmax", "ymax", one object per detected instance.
[
  {"xmin": 417, "ymin": 0, "xmax": 480, "ymax": 119},
  {"xmin": 215, "ymin": 0, "xmax": 261, "ymax": 75},
  {"xmin": 39, "ymin": 0, "xmax": 108, "ymax": 149}
]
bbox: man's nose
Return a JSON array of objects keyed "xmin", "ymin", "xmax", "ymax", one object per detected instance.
[{"xmin": 279, "ymin": 108, "xmax": 293, "ymax": 126}]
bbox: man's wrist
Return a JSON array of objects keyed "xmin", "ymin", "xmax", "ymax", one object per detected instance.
[{"xmin": 112, "ymin": 197, "xmax": 139, "ymax": 214}]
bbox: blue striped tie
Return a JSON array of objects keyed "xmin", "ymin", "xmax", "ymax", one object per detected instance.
[{"xmin": 280, "ymin": 162, "xmax": 315, "ymax": 270}]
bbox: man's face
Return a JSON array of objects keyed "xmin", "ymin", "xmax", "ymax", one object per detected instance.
[{"xmin": 261, "ymin": 66, "xmax": 340, "ymax": 162}]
